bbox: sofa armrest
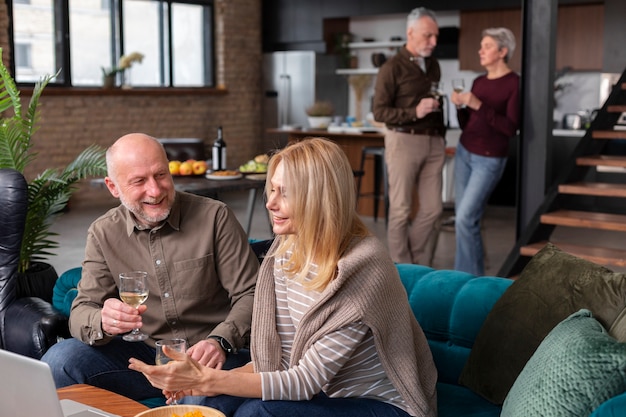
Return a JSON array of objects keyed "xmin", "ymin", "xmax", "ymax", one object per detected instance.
[
  {"xmin": 397, "ymin": 264, "xmax": 513, "ymax": 385},
  {"xmin": 3, "ymin": 297, "xmax": 70, "ymax": 359},
  {"xmin": 590, "ymin": 391, "xmax": 626, "ymax": 417}
]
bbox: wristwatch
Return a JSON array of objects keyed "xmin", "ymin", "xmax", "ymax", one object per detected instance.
[{"xmin": 207, "ymin": 335, "xmax": 234, "ymax": 354}]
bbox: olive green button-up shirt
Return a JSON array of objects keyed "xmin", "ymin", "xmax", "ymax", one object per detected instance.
[{"xmin": 69, "ymin": 191, "xmax": 258, "ymax": 351}]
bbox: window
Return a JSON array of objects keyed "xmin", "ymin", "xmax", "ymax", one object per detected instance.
[
  {"xmin": 14, "ymin": 43, "xmax": 32, "ymax": 69},
  {"xmin": 12, "ymin": 0, "xmax": 215, "ymax": 87}
]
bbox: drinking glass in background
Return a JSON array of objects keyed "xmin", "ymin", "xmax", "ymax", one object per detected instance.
[
  {"xmin": 452, "ymin": 78, "xmax": 465, "ymax": 93},
  {"xmin": 155, "ymin": 338, "xmax": 187, "ymax": 405},
  {"xmin": 452, "ymin": 79, "xmax": 466, "ymax": 108},
  {"xmin": 118, "ymin": 271, "xmax": 149, "ymax": 342},
  {"xmin": 430, "ymin": 81, "xmax": 443, "ymax": 112}
]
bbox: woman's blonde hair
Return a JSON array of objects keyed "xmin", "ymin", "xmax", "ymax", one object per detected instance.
[{"xmin": 266, "ymin": 137, "xmax": 370, "ymax": 290}]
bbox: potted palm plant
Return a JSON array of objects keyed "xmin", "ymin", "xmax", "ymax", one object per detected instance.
[{"xmin": 0, "ymin": 49, "xmax": 107, "ymax": 301}]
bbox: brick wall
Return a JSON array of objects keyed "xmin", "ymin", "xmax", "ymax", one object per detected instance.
[{"xmin": 0, "ymin": 0, "xmax": 266, "ymax": 184}]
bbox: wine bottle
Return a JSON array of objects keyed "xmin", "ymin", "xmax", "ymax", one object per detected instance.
[{"xmin": 212, "ymin": 126, "xmax": 227, "ymax": 171}]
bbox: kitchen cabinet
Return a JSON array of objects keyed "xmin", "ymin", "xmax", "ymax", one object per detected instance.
[
  {"xmin": 555, "ymin": 4, "xmax": 604, "ymax": 71},
  {"xmin": 459, "ymin": 4, "xmax": 603, "ymax": 72},
  {"xmin": 459, "ymin": 9, "xmax": 522, "ymax": 72}
]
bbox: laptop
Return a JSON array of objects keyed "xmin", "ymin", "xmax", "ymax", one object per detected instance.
[{"xmin": 0, "ymin": 348, "xmax": 119, "ymax": 417}]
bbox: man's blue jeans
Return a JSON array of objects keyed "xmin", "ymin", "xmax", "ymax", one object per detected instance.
[
  {"xmin": 42, "ymin": 337, "xmax": 251, "ymax": 401},
  {"xmin": 182, "ymin": 392, "xmax": 412, "ymax": 417},
  {"xmin": 453, "ymin": 143, "xmax": 507, "ymax": 275}
]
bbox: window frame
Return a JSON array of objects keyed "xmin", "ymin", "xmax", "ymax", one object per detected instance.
[{"xmin": 9, "ymin": 0, "xmax": 215, "ymax": 88}]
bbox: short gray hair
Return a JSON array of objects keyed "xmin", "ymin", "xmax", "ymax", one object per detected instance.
[
  {"xmin": 482, "ymin": 27, "xmax": 516, "ymax": 62},
  {"xmin": 407, "ymin": 7, "xmax": 437, "ymax": 30}
]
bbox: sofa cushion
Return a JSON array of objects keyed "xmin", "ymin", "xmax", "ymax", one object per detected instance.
[
  {"xmin": 590, "ymin": 392, "xmax": 626, "ymax": 417},
  {"xmin": 52, "ymin": 267, "xmax": 82, "ymax": 317},
  {"xmin": 459, "ymin": 243, "xmax": 626, "ymax": 404},
  {"xmin": 437, "ymin": 383, "xmax": 501, "ymax": 417},
  {"xmin": 397, "ymin": 264, "xmax": 512, "ymax": 385},
  {"xmin": 501, "ymin": 309, "xmax": 626, "ymax": 417}
]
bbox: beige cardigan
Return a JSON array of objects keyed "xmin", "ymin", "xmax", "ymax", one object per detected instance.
[{"xmin": 251, "ymin": 236, "xmax": 437, "ymax": 417}]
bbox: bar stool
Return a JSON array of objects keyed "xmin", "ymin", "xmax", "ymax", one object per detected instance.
[{"xmin": 356, "ymin": 146, "xmax": 389, "ymax": 224}]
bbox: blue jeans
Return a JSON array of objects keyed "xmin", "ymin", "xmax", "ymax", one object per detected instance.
[
  {"xmin": 453, "ymin": 143, "xmax": 507, "ymax": 275},
  {"xmin": 42, "ymin": 337, "xmax": 251, "ymax": 401},
  {"xmin": 182, "ymin": 392, "xmax": 412, "ymax": 417}
]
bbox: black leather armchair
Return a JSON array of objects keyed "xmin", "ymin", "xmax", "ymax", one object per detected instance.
[{"xmin": 0, "ymin": 169, "xmax": 69, "ymax": 358}]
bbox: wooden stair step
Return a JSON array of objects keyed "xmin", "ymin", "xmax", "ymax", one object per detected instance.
[
  {"xmin": 592, "ymin": 130, "xmax": 626, "ymax": 140},
  {"xmin": 559, "ymin": 182, "xmax": 626, "ymax": 198},
  {"xmin": 607, "ymin": 104, "xmax": 626, "ymax": 113},
  {"xmin": 576, "ymin": 155, "xmax": 626, "ymax": 168},
  {"xmin": 521, "ymin": 241, "xmax": 626, "ymax": 268},
  {"xmin": 541, "ymin": 209, "xmax": 626, "ymax": 231}
]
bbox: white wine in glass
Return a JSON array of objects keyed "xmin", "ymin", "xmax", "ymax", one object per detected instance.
[
  {"xmin": 155, "ymin": 338, "xmax": 187, "ymax": 405},
  {"xmin": 119, "ymin": 271, "xmax": 149, "ymax": 342},
  {"xmin": 452, "ymin": 78, "xmax": 465, "ymax": 93},
  {"xmin": 430, "ymin": 81, "xmax": 443, "ymax": 112}
]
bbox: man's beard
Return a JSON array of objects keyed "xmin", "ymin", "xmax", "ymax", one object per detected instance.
[{"xmin": 120, "ymin": 193, "xmax": 172, "ymax": 227}]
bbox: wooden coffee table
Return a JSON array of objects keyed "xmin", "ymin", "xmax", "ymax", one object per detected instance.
[{"xmin": 57, "ymin": 384, "xmax": 149, "ymax": 417}]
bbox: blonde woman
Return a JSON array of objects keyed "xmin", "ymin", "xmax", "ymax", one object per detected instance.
[{"xmin": 130, "ymin": 138, "xmax": 437, "ymax": 417}]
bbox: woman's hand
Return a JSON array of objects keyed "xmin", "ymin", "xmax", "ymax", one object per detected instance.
[
  {"xmin": 450, "ymin": 91, "xmax": 464, "ymax": 107},
  {"xmin": 129, "ymin": 346, "xmax": 213, "ymax": 397},
  {"xmin": 452, "ymin": 91, "xmax": 482, "ymax": 111}
]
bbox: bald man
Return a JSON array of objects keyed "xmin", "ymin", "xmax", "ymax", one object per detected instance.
[{"xmin": 42, "ymin": 133, "xmax": 258, "ymax": 402}]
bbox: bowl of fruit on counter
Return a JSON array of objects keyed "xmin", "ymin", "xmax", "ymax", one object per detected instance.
[{"xmin": 239, "ymin": 154, "xmax": 269, "ymax": 180}]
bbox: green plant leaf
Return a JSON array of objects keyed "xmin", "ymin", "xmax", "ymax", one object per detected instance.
[{"xmin": 0, "ymin": 48, "xmax": 107, "ymax": 273}]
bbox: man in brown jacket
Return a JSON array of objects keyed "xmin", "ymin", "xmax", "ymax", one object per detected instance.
[{"xmin": 373, "ymin": 7, "xmax": 446, "ymax": 264}]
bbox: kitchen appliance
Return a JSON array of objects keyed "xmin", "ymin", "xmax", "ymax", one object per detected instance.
[
  {"xmin": 262, "ymin": 51, "xmax": 347, "ymax": 134},
  {"xmin": 562, "ymin": 113, "xmax": 583, "ymax": 130}
]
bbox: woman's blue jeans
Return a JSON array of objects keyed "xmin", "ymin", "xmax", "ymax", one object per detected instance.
[
  {"xmin": 41, "ymin": 336, "xmax": 250, "ymax": 401},
  {"xmin": 453, "ymin": 143, "xmax": 507, "ymax": 275},
  {"xmin": 182, "ymin": 392, "xmax": 412, "ymax": 417}
]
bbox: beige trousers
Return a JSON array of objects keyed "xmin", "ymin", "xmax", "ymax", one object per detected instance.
[{"xmin": 384, "ymin": 130, "xmax": 445, "ymax": 264}]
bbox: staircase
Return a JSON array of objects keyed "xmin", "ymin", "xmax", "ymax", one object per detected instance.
[{"xmin": 498, "ymin": 70, "xmax": 626, "ymax": 277}]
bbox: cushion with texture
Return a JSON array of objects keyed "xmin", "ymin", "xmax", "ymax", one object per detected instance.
[
  {"xmin": 501, "ymin": 309, "xmax": 626, "ymax": 417},
  {"xmin": 458, "ymin": 243, "xmax": 626, "ymax": 404},
  {"xmin": 52, "ymin": 267, "xmax": 82, "ymax": 317}
]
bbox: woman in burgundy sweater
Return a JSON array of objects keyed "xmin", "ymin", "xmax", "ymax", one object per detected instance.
[{"xmin": 450, "ymin": 27, "xmax": 521, "ymax": 275}]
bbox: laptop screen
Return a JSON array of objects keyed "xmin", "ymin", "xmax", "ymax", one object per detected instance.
[{"xmin": 0, "ymin": 349, "xmax": 118, "ymax": 417}]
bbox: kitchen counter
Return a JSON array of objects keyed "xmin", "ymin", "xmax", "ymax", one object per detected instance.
[
  {"xmin": 553, "ymin": 129, "xmax": 586, "ymax": 137},
  {"xmin": 267, "ymin": 128, "xmax": 385, "ymax": 216}
]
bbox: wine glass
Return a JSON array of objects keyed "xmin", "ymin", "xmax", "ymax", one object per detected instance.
[
  {"xmin": 119, "ymin": 271, "xmax": 149, "ymax": 342},
  {"xmin": 452, "ymin": 79, "xmax": 466, "ymax": 108},
  {"xmin": 452, "ymin": 78, "xmax": 465, "ymax": 93},
  {"xmin": 430, "ymin": 81, "xmax": 443, "ymax": 112},
  {"xmin": 155, "ymin": 338, "xmax": 187, "ymax": 405}
]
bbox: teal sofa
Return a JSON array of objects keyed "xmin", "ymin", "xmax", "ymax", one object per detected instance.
[
  {"xmin": 53, "ymin": 252, "xmax": 626, "ymax": 415},
  {"xmin": 398, "ymin": 262, "xmax": 626, "ymax": 417},
  {"xmin": 397, "ymin": 264, "xmax": 508, "ymax": 417}
]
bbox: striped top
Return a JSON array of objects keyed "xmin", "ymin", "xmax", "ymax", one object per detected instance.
[{"xmin": 259, "ymin": 251, "xmax": 411, "ymax": 415}]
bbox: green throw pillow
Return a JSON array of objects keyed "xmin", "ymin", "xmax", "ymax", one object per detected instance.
[
  {"xmin": 458, "ymin": 243, "xmax": 626, "ymax": 404},
  {"xmin": 501, "ymin": 309, "xmax": 626, "ymax": 417}
]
